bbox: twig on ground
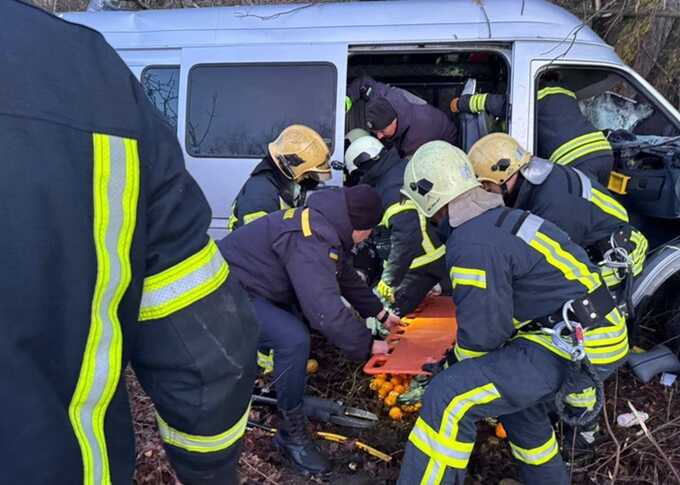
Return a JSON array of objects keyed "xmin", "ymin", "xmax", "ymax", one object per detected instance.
[
  {"xmin": 602, "ymin": 389, "xmax": 622, "ymax": 484},
  {"xmin": 628, "ymin": 401, "xmax": 680, "ymax": 483}
]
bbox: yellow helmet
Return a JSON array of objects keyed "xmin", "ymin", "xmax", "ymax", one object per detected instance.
[
  {"xmin": 467, "ymin": 133, "xmax": 532, "ymax": 185},
  {"xmin": 268, "ymin": 125, "xmax": 332, "ymax": 182},
  {"xmin": 401, "ymin": 141, "xmax": 480, "ymax": 217}
]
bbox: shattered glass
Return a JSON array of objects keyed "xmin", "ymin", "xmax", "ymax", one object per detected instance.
[{"xmin": 579, "ymin": 92, "xmax": 654, "ymax": 131}]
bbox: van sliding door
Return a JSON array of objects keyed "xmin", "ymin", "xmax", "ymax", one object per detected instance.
[{"xmin": 179, "ymin": 44, "xmax": 347, "ymax": 238}]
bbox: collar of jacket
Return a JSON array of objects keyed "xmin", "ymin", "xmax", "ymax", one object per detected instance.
[
  {"xmin": 448, "ymin": 186, "xmax": 505, "ymax": 228},
  {"xmin": 253, "ymin": 156, "xmax": 298, "ymax": 207},
  {"xmin": 360, "ymin": 147, "xmax": 404, "ymax": 186},
  {"xmin": 306, "ymin": 188, "xmax": 354, "ymax": 250}
]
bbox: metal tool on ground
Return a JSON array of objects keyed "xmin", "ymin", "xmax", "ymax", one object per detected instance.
[
  {"xmin": 246, "ymin": 420, "xmax": 392, "ymax": 463},
  {"xmin": 251, "ymin": 393, "xmax": 378, "ymax": 430}
]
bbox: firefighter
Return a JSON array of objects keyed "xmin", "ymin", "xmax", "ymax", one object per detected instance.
[
  {"xmin": 364, "ymin": 94, "xmax": 458, "ymax": 159},
  {"xmin": 344, "ymin": 135, "xmax": 447, "ymax": 315},
  {"xmin": 397, "ymin": 141, "xmax": 628, "ymax": 485},
  {"xmin": 227, "ymin": 124, "xmax": 331, "ymax": 231},
  {"xmin": 467, "ymin": 133, "xmax": 648, "ymax": 294},
  {"xmin": 219, "ymin": 185, "xmax": 401, "ymax": 475},
  {"xmin": 1, "ymin": 2, "xmax": 258, "ymax": 484},
  {"xmin": 450, "ymin": 77, "xmax": 614, "ymax": 185}
]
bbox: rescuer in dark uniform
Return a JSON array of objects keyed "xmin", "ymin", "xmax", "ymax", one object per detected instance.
[
  {"xmin": 365, "ymin": 94, "xmax": 459, "ymax": 159},
  {"xmin": 451, "ymin": 79, "xmax": 614, "ymax": 185},
  {"xmin": 227, "ymin": 124, "xmax": 331, "ymax": 231},
  {"xmin": 0, "ymin": 2, "xmax": 258, "ymax": 484},
  {"xmin": 219, "ymin": 185, "xmax": 401, "ymax": 475},
  {"xmin": 467, "ymin": 133, "xmax": 647, "ymax": 293},
  {"xmin": 397, "ymin": 141, "xmax": 628, "ymax": 485},
  {"xmin": 344, "ymin": 135, "xmax": 447, "ymax": 315}
]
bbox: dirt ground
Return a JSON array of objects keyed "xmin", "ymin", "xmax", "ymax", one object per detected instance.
[{"xmin": 130, "ymin": 331, "xmax": 680, "ymax": 485}]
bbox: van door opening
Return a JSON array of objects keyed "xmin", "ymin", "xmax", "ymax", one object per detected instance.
[{"xmin": 346, "ymin": 48, "xmax": 510, "ymax": 150}]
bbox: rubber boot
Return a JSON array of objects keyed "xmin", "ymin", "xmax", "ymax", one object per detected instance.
[{"xmin": 274, "ymin": 404, "xmax": 331, "ymax": 475}]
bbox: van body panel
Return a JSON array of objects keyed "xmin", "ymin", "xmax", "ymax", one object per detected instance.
[
  {"xmin": 63, "ymin": 0, "xmax": 604, "ymax": 49},
  {"xmin": 177, "ymin": 43, "xmax": 347, "ymax": 238}
]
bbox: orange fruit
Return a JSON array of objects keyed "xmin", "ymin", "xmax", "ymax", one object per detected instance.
[
  {"xmin": 393, "ymin": 384, "xmax": 406, "ymax": 395},
  {"xmin": 378, "ymin": 388, "xmax": 389, "ymax": 399},
  {"xmin": 390, "ymin": 376, "xmax": 403, "ymax": 386},
  {"xmin": 414, "ymin": 402, "xmax": 422, "ymax": 410},
  {"xmin": 379, "ymin": 382, "xmax": 394, "ymax": 393},
  {"xmin": 495, "ymin": 423, "xmax": 507, "ymax": 439},
  {"xmin": 369, "ymin": 379, "xmax": 383, "ymax": 391},
  {"xmin": 388, "ymin": 407, "xmax": 403, "ymax": 420},
  {"xmin": 306, "ymin": 359, "xmax": 319, "ymax": 374},
  {"xmin": 384, "ymin": 394, "xmax": 397, "ymax": 407},
  {"xmin": 376, "ymin": 374, "xmax": 387, "ymax": 380}
]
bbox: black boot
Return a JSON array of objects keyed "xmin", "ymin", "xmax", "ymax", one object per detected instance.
[{"xmin": 274, "ymin": 404, "xmax": 331, "ymax": 475}]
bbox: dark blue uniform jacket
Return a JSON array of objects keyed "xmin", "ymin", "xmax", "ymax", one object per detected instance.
[{"xmin": 220, "ymin": 189, "xmax": 383, "ymax": 360}]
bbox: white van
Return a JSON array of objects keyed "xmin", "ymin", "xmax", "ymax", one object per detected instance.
[{"xmin": 64, "ymin": 0, "xmax": 680, "ymax": 330}]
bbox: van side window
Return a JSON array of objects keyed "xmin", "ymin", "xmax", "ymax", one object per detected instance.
[
  {"xmin": 537, "ymin": 67, "xmax": 679, "ymax": 138},
  {"xmin": 141, "ymin": 66, "xmax": 180, "ymax": 129},
  {"xmin": 186, "ymin": 63, "xmax": 336, "ymax": 158}
]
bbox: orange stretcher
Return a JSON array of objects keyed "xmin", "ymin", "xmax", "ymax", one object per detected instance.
[{"xmin": 363, "ymin": 296, "xmax": 457, "ymax": 376}]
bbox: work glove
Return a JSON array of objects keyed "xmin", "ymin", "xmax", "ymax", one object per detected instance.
[{"xmin": 376, "ymin": 279, "xmax": 395, "ymax": 304}]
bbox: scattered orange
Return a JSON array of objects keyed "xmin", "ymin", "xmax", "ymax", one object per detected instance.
[
  {"xmin": 495, "ymin": 423, "xmax": 507, "ymax": 439},
  {"xmin": 388, "ymin": 407, "xmax": 403, "ymax": 420},
  {"xmin": 306, "ymin": 359, "xmax": 319, "ymax": 374},
  {"xmin": 390, "ymin": 376, "xmax": 403, "ymax": 386},
  {"xmin": 384, "ymin": 394, "xmax": 397, "ymax": 407},
  {"xmin": 379, "ymin": 382, "xmax": 394, "ymax": 393},
  {"xmin": 393, "ymin": 384, "xmax": 406, "ymax": 395}
]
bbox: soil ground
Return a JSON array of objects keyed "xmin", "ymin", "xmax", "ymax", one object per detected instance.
[{"xmin": 130, "ymin": 332, "xmax": 680, "ymax": 485}]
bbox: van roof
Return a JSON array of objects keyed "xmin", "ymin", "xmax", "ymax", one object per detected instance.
[{"xmin": 62, "ymin": 0, "xmax": 608, "ymax": 50}]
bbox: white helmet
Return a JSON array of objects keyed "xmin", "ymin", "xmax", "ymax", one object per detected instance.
[
  {"xmin": 344, "ymin": 128, "xmax": 371, "ymax": 149},
  {"xmin": 401, "ymin": 141, "xmax": 480, "ymax": 217},
  {"xmin": 344, "ymin": 136, "xmax": 384, "ymax": 174}
]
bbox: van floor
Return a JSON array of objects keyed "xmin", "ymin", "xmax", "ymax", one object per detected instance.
[{"xmin": 129, "ymin": 330, "xmax": 680, "ymax": 484}]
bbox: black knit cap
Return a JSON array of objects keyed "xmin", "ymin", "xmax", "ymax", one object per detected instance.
[
  {"xmin": 365, "ymin": 96, "xmax": 397, "ymax": 131},
  {"xmin": 344, "ymin": 184, "xmax": 383, "ymax": 230}
]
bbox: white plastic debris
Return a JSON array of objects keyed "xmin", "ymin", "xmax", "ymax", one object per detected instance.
[
  {"xmin": 660, "ymin": 372, "xmax": 677, "ymax": 387},
  {"xmin": 617, "ymin": 411, "xmax": 649, "ymax": 428}
]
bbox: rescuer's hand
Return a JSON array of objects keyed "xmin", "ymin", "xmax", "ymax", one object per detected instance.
[
  {"xmin": 449, "ymin": 97, "xmax": 460, "ymax": 113},
  {"xmin": 376, "ymin": 279, "xmax": 395, "ymax": 303},
  {"xmin": 371, "ymin": 340, "xmax": 390, "ymax": 355}
]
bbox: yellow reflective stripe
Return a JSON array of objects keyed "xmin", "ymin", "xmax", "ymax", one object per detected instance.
[
  {"xmin": 243, "ymin": 211, "xmax": 268, "ymax": 225},
  {"xmin": 301, "ymin": 208, "xmax": 312, "ymax": 237},
  {"xmin": 565, "ymin": 387, "xmax": 597, "ymax": 409},
  {"xmin": 283, "ymin": 208, "xmax": 296, "ymax": 220},
  {"xmin": 345, "ymin": 96, "xmax": 353, "ymax": 113},
  {"xmin": 69, "ymin": 134, "xmax": 140, "ymax": 485},
  {"xmin": 440, "ymin": 383, "xmax": 500, "ymax": 440},
  {"xmin": 591, "ymin": 189, "xmax": 628, "ymax": 222},
  {"xmin": 409, "ymin": 417, "xmax": 473, "ymax": 469},
  {"xmin": 139, "ymin": 241, "xmax": 229, "ymax": 321},
  {"xmin": 453, "ymin": 343, "xmax": 488, "ymax": 361},
  {"xmin": 530, "ymin": 232, "xmax": 601, "ymax": 291},
  {"xmin": 380, "ymin": 200, "xmax": 418, "ymax": 227},
  {"xmin": 157, "ymin": 404, "xmax": 250, "ymax": 453},
  {"xmin": 416, "ymin": 383, "xmax": 500, "ymax": 484},
  {"xmin": 450, "ymin": 266, "xmax": 487, "ymax": 289},
  {"xmin": 601, "ymin": 230, "xmax": 648, "ymax": 287},
  {"xmin": 257, "ymin": 350, "xmax": 274, "ymax": 373},
  {"xmin": 537, "ymin": 86, "xmax": 576, "ymax": 101},
  {"xmin": 419, "ymin": 212, "xmax": 436, "ymax": 253},
  {"xmin": 410, "ymin": 245, "xmax": 445, "ymax": 269},
  {"xmin": 510, "ymin": 431, "xmax": 559, "ymax": 465},
  {"xmin": 517, "ymin": 333, "xmax": 572, "ymax": 360},
  {"xmin": 550, "ymin": 132, "xmax": 611, "ymax": 166},
  {"xmin": 584, "ymin": 308, "xmax": 628, "ymax": 364},
  {"xmin": 469, "ymin": 93, "xmax": 488, "ymax": 113}
]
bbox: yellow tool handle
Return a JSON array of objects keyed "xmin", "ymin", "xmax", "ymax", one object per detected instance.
[{"xmin": 316, "ymin": 431, "xmax": 392, "ymax": 463}]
